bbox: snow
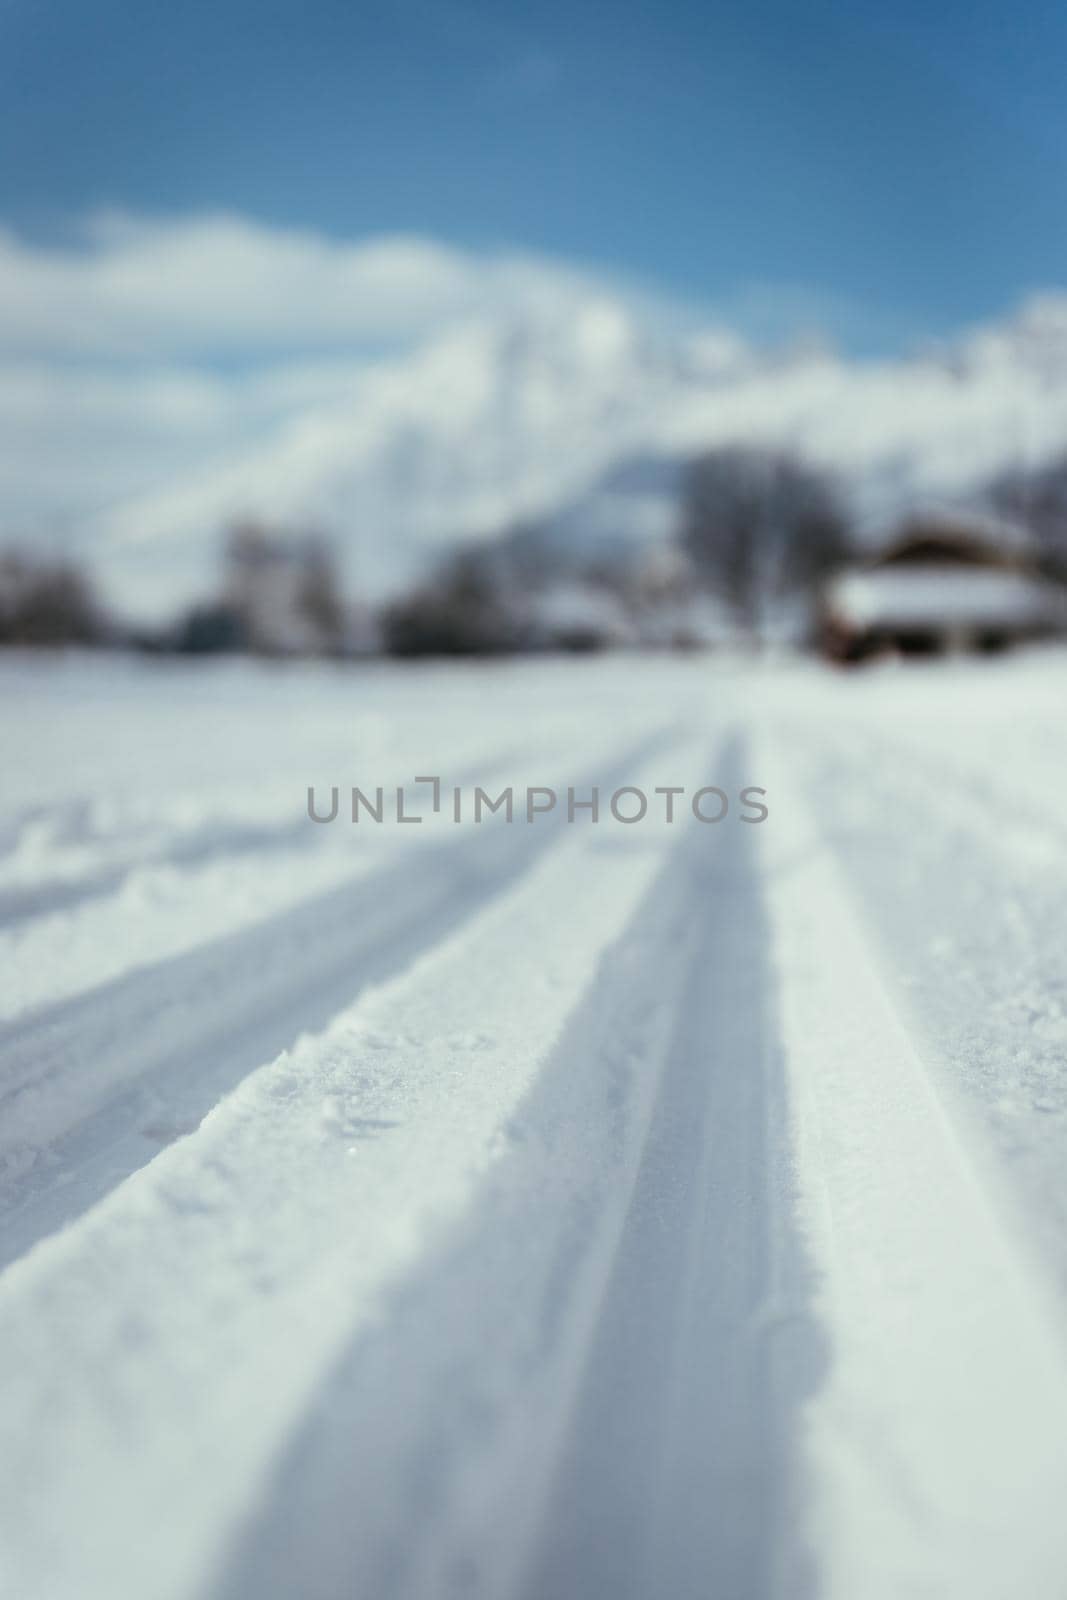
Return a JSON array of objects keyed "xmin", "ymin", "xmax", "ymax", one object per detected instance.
[
  {"xmin": 828, "ymin": 564, "xmax": 1063, "ymax": 629},
  {"xmin": 2, "ymin": 650, "xmax": 1067, "ymax": 1598},
  {"xmin": 10, "ymin": 214, "xmax": 1067, "ymax": 614},
  {"xmin": 760, "ymin": 742, "xmax": 1067, "ymax": 1597},
  {"xmin": 90, "ymin": 289, "xmax": 1067, "ymax": 615}
]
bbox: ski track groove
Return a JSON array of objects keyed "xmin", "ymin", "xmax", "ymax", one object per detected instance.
[
  {"xmin": 0, "ymin": 727, "xmax": 720, "ymax": 1600},
  {"xmin": 3, "ymin": 661, "xmax": 1067, "ymax": 1600},
  {"xmin": 0, "ymin": 722, "xmax": 689, "ymax": 1273},
  {"xmin": 212, "ymin": 734, "xmax": 822, "ymax": 1600},
  {"xmin": 756, "ymin": 730, "xmax": 1067, "ymax": 1600},
  {"xmin": 0, "ymin": 744, "xmax": 528, "ymax": 931},
  {"xmin": 767, "ymin": 712, "xmax": 1067, "ymax": 1298}
]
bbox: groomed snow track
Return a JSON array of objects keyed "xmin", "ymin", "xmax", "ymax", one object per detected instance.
[{"xmin": 2, "ymin": 656, "xmax": 1067, "ymax": 1600}]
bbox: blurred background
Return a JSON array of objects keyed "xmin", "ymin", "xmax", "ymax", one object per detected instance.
[
  {"xmin": 3, "ymin": 0, "xmax": 1067, "ymax": 664},
  {"xmin": 7, "ymin": 12, "xmax": 1067, "ymax": 1597}
]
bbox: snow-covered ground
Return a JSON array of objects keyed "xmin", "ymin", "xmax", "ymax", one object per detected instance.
[{"xmin": 2, "ymin": 649, "xmax": 1067, "ymax": 1600}]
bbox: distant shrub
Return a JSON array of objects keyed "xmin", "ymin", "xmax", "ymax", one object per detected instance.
[
  {"xmin": 382, "ymin": 547, "xmax": 521, "ymax": 657},
  {"xmin": 0, "ymin": 550, "xmax": 106, "ymax": 647},
  {"xmin": 174, "ymin": 602, "xmax": 247, "ymax": 654}
]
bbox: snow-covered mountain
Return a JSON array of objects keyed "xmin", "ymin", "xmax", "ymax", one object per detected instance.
[{"xmin": 89, "ymin": 287, "xmax": 1067, "ymax": 614}]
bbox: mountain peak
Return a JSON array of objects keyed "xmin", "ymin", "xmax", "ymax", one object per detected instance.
[{"xmin": 88, "ymin": 289, "xmax": 1067, "ymax": 618}]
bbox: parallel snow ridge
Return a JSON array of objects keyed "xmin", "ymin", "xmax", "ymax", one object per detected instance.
[
  {"xmin": 758, "ymin": 733, "xmax": 1067, "ymax": 1600},
  {"xmin": 0, "ymin": 707, "xmax": 693, "ymax": 1266},
  {"xmin": 3, "ymin": 657, "xmax": 1067, "ymax": 1600},
  {"xmin": 0, "ymin": 728, "xmax": 717, "ymax": 1600}
]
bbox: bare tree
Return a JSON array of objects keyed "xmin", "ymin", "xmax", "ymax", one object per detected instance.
[
  {"xmin": 295, "ymin": 535, "xmax": 346, "ymax": 649},
  {"xmin": 680, "ymin": 446, "xmax": 849, "ymax": 640},
  {"xmin": 382, "ymin": 543, "xmax": 524, "ymax": 657},
  {"xmin": 988, "ymin": 453, "xmax": 1067, "ymax": 580},
  {"xmin": 221, "ymin": 523, "xmax": 347, "ymax": 655}
]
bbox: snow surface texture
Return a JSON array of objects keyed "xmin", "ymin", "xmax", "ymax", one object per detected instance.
[{"xmin": 2, "ymin": 651, "xmax": 1067, "ymax": 1600}]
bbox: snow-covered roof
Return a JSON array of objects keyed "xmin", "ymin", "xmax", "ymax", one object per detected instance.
[
  {"xmin": 856, "ymin": 503, "xmax": 1037, "ymax": 562},
  {"xmin": 827, "ymin": 565, "xmax": 1065, "ymax": 630}
]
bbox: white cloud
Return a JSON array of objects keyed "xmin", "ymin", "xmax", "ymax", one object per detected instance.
[
  {"xmin": 0, "ymin": 211, "xmax": 598, "ymax": 358},
  {"xmin": 0, "ymin": 212, "xmax": 628, "ymax": 567}
]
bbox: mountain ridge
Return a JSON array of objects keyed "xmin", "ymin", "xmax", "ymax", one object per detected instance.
[{"xmin": 89, "ymin": 288, "xmax": 1067, "ymax": 615}]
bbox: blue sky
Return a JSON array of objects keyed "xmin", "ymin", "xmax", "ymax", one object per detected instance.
[{"xmin": 4, "ymin": 0, "xmax": 1067, "ymax": 350}]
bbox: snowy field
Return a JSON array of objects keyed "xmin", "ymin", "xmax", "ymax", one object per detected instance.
[{"xmin": 2, "ymin": 649, "xmax": 1067, "ymax": 1600}]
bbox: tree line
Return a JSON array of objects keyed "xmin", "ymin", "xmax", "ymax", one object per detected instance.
[{"xmin": 4, "ymin": 443, "xmax": 1066, "ymax": 655}]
